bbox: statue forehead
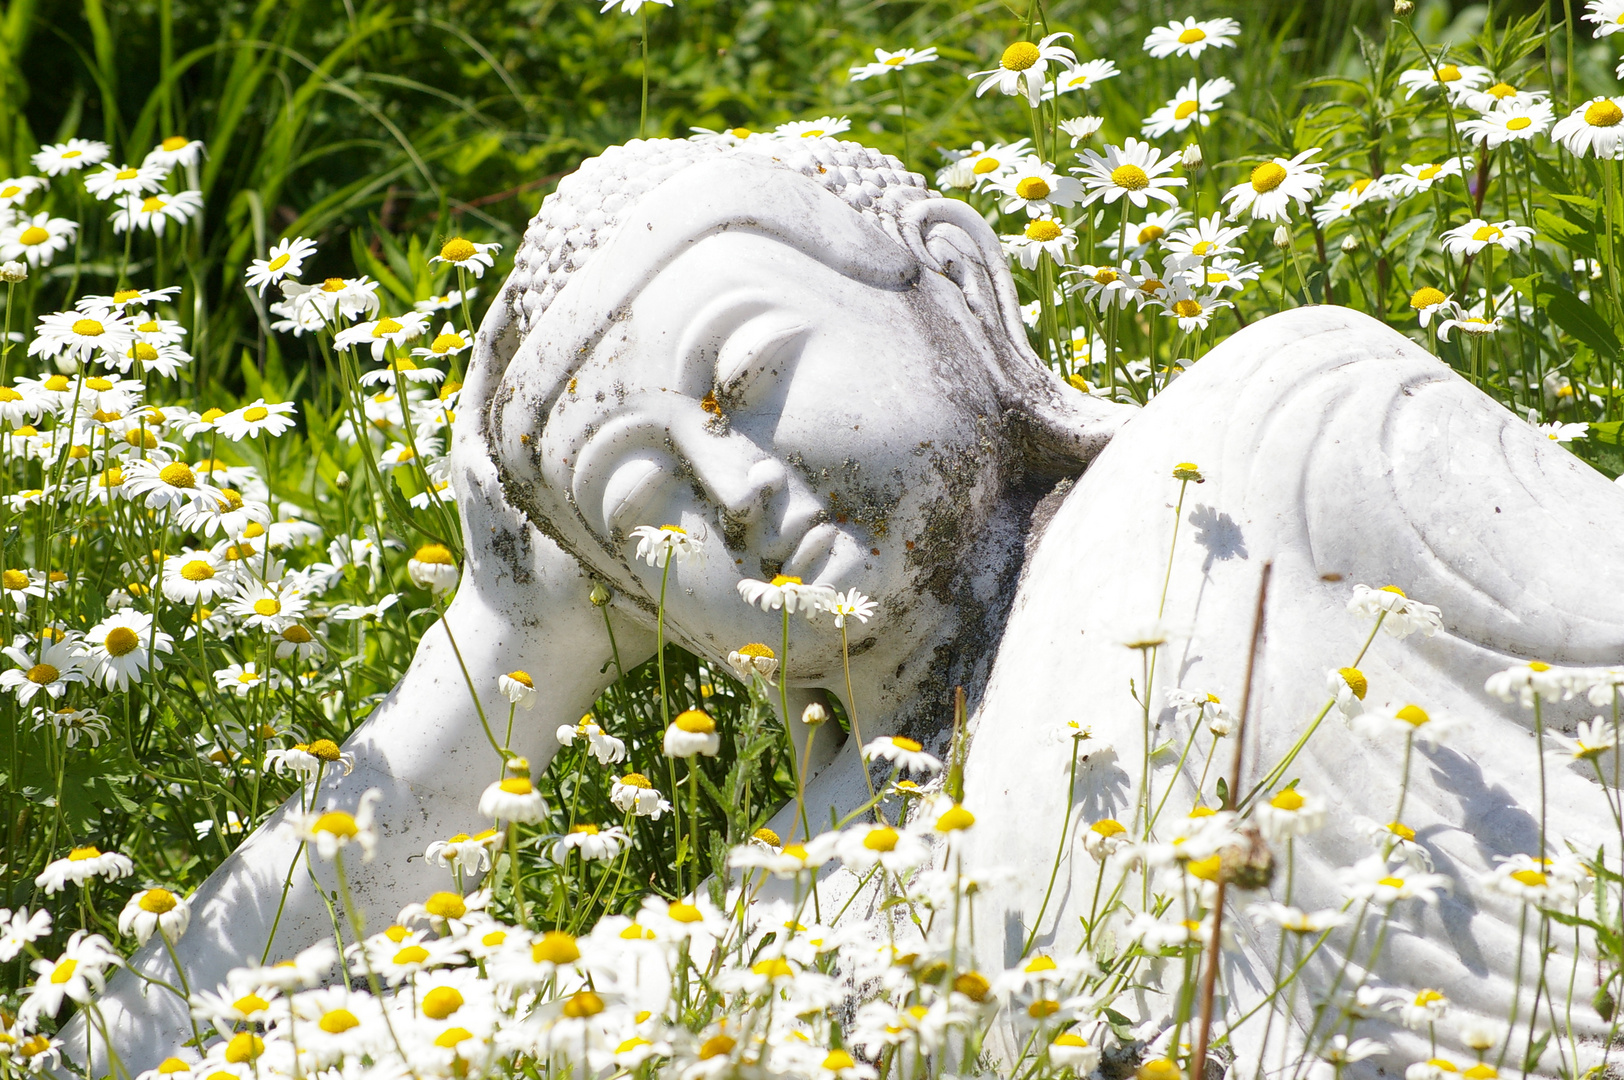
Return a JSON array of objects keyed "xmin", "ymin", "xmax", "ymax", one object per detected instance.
[{"xmin": 500, "ymin": 135, "xmax": 932, "ymax": 342}]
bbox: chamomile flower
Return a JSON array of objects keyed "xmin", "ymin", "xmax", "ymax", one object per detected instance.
[
  {"xmin": 664, "ymin": 708, "xmax": 721, "ymax": 757},
  {"xmin": 1440, "ymin": 217, "xmax": 1535, "ymax": 256},
  {"xmin": 286, "ymin": 789, "xmax": 381, "ymax": 861},
  {"xmin": 19, "ymin": 931, "xmax": 119, "ymax": 1024},
  {"xmin": 1409, "ymin": 286, "xmax": 1452, "ymax": 327},
  {"xmin": 245, "ymin": 237, "xmax": 318, "ymax": 295},
  {"xmin": 83, "ymin": 162, "xmax": 168, "ymax": 201},
  {"xmin": 479, "ymin": 764, "xmax": 548, "ymax": 821},
  {"xmin": 118, "ymin": 888, "xmax": 191, "ymax": 945},
  {"xmin": 1058, "ymin": 116, "xmax": 1105, "ymax": 146},
  {"xmin": 830, "ymin": 588, "xmax": 877, "ymax": 628},
  {"xmin": 1312, "ymin": 177, "xmax": 1388, "ymax": 225},
  {"xmin": 862, "ymin": 735, "xmax": 942, "ymax": 775},
  {"xmin": 430, "ymin": 237, "xmax": 500, "ymax": 278},
  {"xmin": 0, "ymin": 213, "xmax": 77, "ymax": 266},
  {"xmin": 414, "ymin": 288, "xmax": 475, "ymax": 313},
  {"xmin": 35, "ymin": 846, "xmax": 134, "ymax": 893},
  {"xmin": 552, "ymin": 823, "xmax": 631, "ymax": 863},
  {"xmin": 1483, "ymin": 853, "xmax": 1582, "ymax": 905},
  {"xmin": 556, "ymin": 716, "xmax": 627, "ymax": 764},
  {"xmin": 836, "ymin": 823, "xmax": 930, "ymax": 872},
  {"xmin": 162, "ymin": 549, "xmax": 234, "ymax": 604},
  {"xmin": 1248, "ymin": 902, "xmax": 1350, "ymax": 934},
  {"xmin": 0, "ymin": 175, "xmax": 48, "ymax": 208},
  {"xmin": 1534, "ymin": 420, "xmax": 1589, "ymax": 443},
  {"xmin": 611, "ymin": 773, "xmax": 673, "ymax": 818},
  {"xmin": 29, "ymin": 306, "xmax": 134, "ymax": 365},
  {"xmin": 1341, "ymin": 855, "xmax": 1451, "ymax": 904},
  {"xmin": 775, "ymin": 115, "xmax": 853, "ymax": 139},
  {"xmin": 938, "ymin": 139, "xmax": 1032, "ymax": 190},
  {"xmin": 409, "ymin": 322, "xmax": 470, "ymax": 363},
  {"xmin": 109, "ymin": 191, "xmax": 203, "ymax": 236},
  {"xmin": 993, "ymin": 159, "xmax": 1084, "ymax": 217},
  {"xmin": 499, "ymin": 670, "xmax": 537, "ymax": 707},
  {"xmin": 1003, "ymin": 217, "xmax": 1078, "ymax": 268},
  {"xmin": 1398, "ymin": 61, "xmax": 1492, "ymax": 99},
  {"xmin": 1046, "ymin": 58, "xmax": 1120, "ymax": 97},
  {"xmin": 727, "ymin": 643, "xmax": 779, "ymax": 682},
  {"xmin": 1395, "ymin": 989, "xmax": 1451, "ymax": 1030},
  {"xmin": 1075, "ymin": 139, "xmax": 1186, "ymax": 208},
  {"xmin": 1, "ymin": 636, "xmax": 85, "ymax": 704},
  {"xmin": 0, "ymin": 907, "xmax": 52, "ymax": 961},
  {"xmin": 1142, "ymin": 77, "xmax": 1235, "ymax": 138},
  {"xmin": 1353, "ymin": 703, "xmax": 1461, "ymax": 748},
  {"xmin": 406, "ymin": 543, "xmax": 459, "ymax": 593},
  {"xmin": 970, "ymin": 33, "xmax": 1076, "ymax": 105},
  {"xmin": 214, "ymin": 398, "xmax": 297, "ymax": 441},
  {"xmin": 1461, "ymin": 99, "xmax": 1554, "ymax": 147},
  {"xmin": 1254, "ymin": 786, "xmax": 1326, "ymax": 841},
  {"xmin": 1160, "ymin": 279, "xmax": 1231, "ymax": 332},
  {"xmin": 283, "ymin": 275, "xmax": 381, "ymax": 323},
  {"xmin": 333, "ymin": 311, "xmax": 429, "ymax": 361},
  {"xmin": 1222, "ymin": 149, "xmax": 1326, "ymax": 222},
  {"xmin": 631, "ymin": 523, "xmax": 706, "ymax": 568},
  {"xmin": 736, "ymin": 574, "xmax": 837, "ymax": 616},
  {"xmin": 1328, "ymin": 666, "xmax": 1369, "ymax": 718},
  {"xmin": 120, "ymin": 457, "xmax": 220, "ymax": 511},
  {"xmin": 227, "ymin": 583, "xmax": 308, "ymax": 632},
  {"xmin": 425, "ymin": 828, "xmax": 503, "ymax": 872},
  {"xmin": 1071, "ymin": 263, "xmax": 1136, "ymax": 310},
  {"xmin": 1552, "ymin": 97, "xmax": 1624, "ymax": 157},
  {"xmin": 1143, "ymin": 17, "xmax": 1240, "ymax": 59},
  {"xmin": 79, "ymin": 609, "xmax": 171, "ymax": 690},
  {"xmin": 32, "ymin": 139, "xmax": 111, "ymax": 176},
  {"xmin": 143, "ymin": 135, "xmax": 205, "ymax": 169},
  {"xmin": 1165, "ymin": 688, "xmax": 1235, "ymax": 734},
  {"xmin": 848, "ymin": 46, "xmax": 938, "ymax": 81},
  {"xmin": 1436, "ymin": 306, "xmax": 1504, "ymax": 340},
  {"xmin": 214, "ymin": 662, "xmax": 283, "ymax": 697},
  {"xmin": 1348, "ymin": 584, "xmax": 1444, "ymax": 637}
]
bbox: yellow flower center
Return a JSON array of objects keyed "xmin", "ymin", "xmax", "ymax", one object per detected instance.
[
  {"xmin": 562, "ymin": 990, "xmax": 605, "ymax": 1018},
  {"xmin": 1, "ymin": 569, "xmax": 25, "ymax": 589},
  {"xmin": 434, "ymin": 1027, "xmax": 472, "ymax": 1048},
  {"xmin": 105, "ymin": 626, "xmax": 141, "ymax": 657},
  {"xmin": 266, "ymin": 253, "xmax": 291, "ymax": 271},
  {"xmin": 372, "ymin": 317, "xmax": 403, "ymax": 338},
  {"xmin": 129, "ymin": 342, "xmax": 159, "ymax": 362},
  {"xmin": 414, "ymin": 542, "xmax": 455, "ymax": 565},
  {"xmin": 1015, "ymin": 176, "xmax": 1052, "ymax": 200},
  {"xmin": 313, "ymin": 810, "xmax": 358, "ymax": 837},
  {"xmin": 1472, "ymin": 224, "xmax": 1503, "ymax": 242},
  {"xmin": 1338, "ymin": 666, "xmax": 1369, "ymax": 699},
  {"xmin": 1138, "ymin": 224, "xmax": 1166, "ymax": 244},
  {"xmin": 1395, "ymin": 704, "xmax": 1431, "ymax": 727},
  {"xmin": 251, "ymin": 598, "xmax": 281, "ymax": 617},
  {"xmin": 892, "ymin": 736, "xmax": 923, "ymax": 752},
  {"xmin": 824, "ymin": 1049, "xmax": 857, "ymax": 1070},
  {"xmin": 27, "ymin": 663, "xmax": 59, "ymax": 684},
  {"xmin": 1001, "ymin": 41, "xmax": 1041, "ymax": 71},
  {"xmin": 1173, "ymin": 299, "xmax": 1203, "ymax": 318},
  {"xmin": 72, "ymin": 318, "xmax": 105, "ymax": 337},
  {"xmin": 431, "ymin": 332, "xmax": 464, "ymax": 353},
  {"xmin": 1028, "ymin": 998, "xmax": 1061, "ymax": 1018},
  {"xmin": 1378, "ymin": 875, "xmax": 1406, "ymax": 888},
  {"xmin": 424, "ymin": 891, "xmax": 466, "ymax": 919},
  {"xmin": 319, "ymin": 1009, "xmax": 359, "ymax": 1033},
  {"xmin": 18, "ymin": 226, "xmax": 48, "ymax": 246},
  {"xmin": 936, "ymin": 804, "xmax": 976, "ymax": 831},
  {"xmin": 242, "ymin": 405, "xmax": 269, "ymax": 422},
  {"xmin": 1418, "ymin": 163, "xmax": 1443, "ymax": 180},
  {"xmin": 737, "ymin": 642, "xmax": 774, "ymax": 659},
  {"xmin": 674, "ymin": 708, "xmax": 716, "ymax": 733},
  {"xmin": 1505, "ymin": 116, "xmax": 1532, "ymax": 131},
  {"xmin": 1388, "ymin": 821, "xmax": 1416, "ymax": 841},
  {"xmin": 439, "ymin": 237, "xmax": 477, "ymax": 262},
  {"xmin": 0, "ymin": 186, "xmax": 19, "ymax": 198},
  {"xmin": 1436, "ymin": 64, "xmax": 1462, "ymax": 82},
  {"xmin": 1269, "ymin": 788, "xmax": 1305, "ymax": 811},
  {"xmin": 224, "ymin": 1033, "xmax": 263, "ymax": 1064},
  {"xmin": 752, "ymin": 826, "xmax": 781, "ymax": 845},
  {"xmin": 1511, "ymin": 869, "xmax": 1548, "ymax": 887},
  {"xmin": 953, "ymin": 971, "xmax": 991, "ymax": 1000},
  {"xmin": 1586, "ymin": 99, "xmax": 1624, "ymax": 127},
  {"xmin": 154, "ymin": 462, "xmax": 195, "ymax": 490},
  {"xmin": 1093, "ymin": 267, "xmax": 1119, "ymax": 285},
  {"xmin": 157, "ymin": 1058, "xmax": 191, "ymax": 1073},
  {"xmin": 180, "ymin": 560, "xmax": 214, "ymax": 582},
  {"xmin": 1251, "ymin": 162, "xmax": 1288, "ymax": 193},
  {"xmin": 498, "ymin": 777, "xmax": 534, "ymax": 795},
  {"xmin": 421, "ymin": 986, "xmax": 464, "ymax": 1019},
  {"xmin": 232, "ymin": 994, "xmax": 269, "ymax": 1015},
  {"xmin": 1026, "ymin": 219, "xmax": 1063, "ymax": 242},
  {"xmin": 669, "ymin": 901, "xmax": 704, "ymax": 922},
  {"xmin": 972, "ymin": 156, "xmax": 1001, "ymax": 174},
  {"xmin": 140, "ymin": 196, "xmax": 166, "ymax": 213},
  {"xmin": 1463, "ymin": 1067, "xmax": 1497, "ymax": 1080},
  {"xmin": 752, "ymin": 957, "xmax": 795, "ymax": 978},
  {"xmin": 321, "ymin": 277, "xmax": 345, "ymax": 292},
  {"xmin": 1529, "ymin": 660, "xmax": 1551, "ymax": 671},
  {"xmin": 392, "ymin": 945, "xmax": 429, "ymax": 965},
  {"xmin": 1092, "ymin": 818, "xmax": 1126, "ymax": 836},
  {"xmin": 863, "ymin": 826, "xmax": 900, "ymax": 851},
  {"xmin": 162, "ymin": 136, "xmax": 190, "ymax": 151},
  {"xmin": 1410, "ymin": 287, "xmax": 1446, "ymax": 310},
  {"xmin": 700, "ymin": 1034, "xmax": 736, "ymax": 1060},
  {"xmin": 1188, "ymin": 854, "xmax": 1223, "ymax": 880},
  {"xmin": 1055, "ymin": 1033, "xmax": 1090, "ymax": 1048},
  {"xmin": 115, "ymin": 168, "xmax": 139, "ymax": 181},
  {"xmin": 51, "ymin": 958, "xmax": 77, "ymax": 984},
  {"xmin": 1174, "ymin": 100, "xmax": 1200, "ymax": 120},
  {"xmin": 532, "ymin": 930, "xmax": 581, "ymax": 964},
  {"xmin": 1111, "ymin": 164, "xmax": 1150, "ymax": 190}
]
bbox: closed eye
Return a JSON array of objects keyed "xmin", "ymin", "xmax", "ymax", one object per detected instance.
[{"xmin": 716, "ymin": 315, "xmax": 810, "ymax": 404}]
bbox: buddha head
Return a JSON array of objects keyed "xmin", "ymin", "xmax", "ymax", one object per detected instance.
[{"xmin": 464, "ymin": 136, "xmax": 1124, "ymax": 688}]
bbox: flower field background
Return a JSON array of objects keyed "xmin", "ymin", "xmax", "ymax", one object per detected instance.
[{"xmin": 8, "ymin": 1, "xmax": 1624, "ymax": 1080}]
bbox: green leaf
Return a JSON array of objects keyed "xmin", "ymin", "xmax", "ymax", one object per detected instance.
[
  {"xmin": 1522, "ymin": 1031, "xmax": 1552, "ymax": 1075},
  {"xmin": 1536, "ymin": 282, "xmax": 1621, "ymax": 361}
]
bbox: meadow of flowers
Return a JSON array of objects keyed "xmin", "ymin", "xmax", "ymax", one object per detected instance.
[{"xmin": 7, "ymin": 1, "xmax": 1624, "ymax": 1080}]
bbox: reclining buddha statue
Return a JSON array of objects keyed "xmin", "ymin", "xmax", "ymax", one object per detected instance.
[{"xmin": 71, "ymin": 134, "xmax": 1624, "ymax": 1077}]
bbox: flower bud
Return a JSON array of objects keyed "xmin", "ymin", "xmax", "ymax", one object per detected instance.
[
  {"xmin": 1180, "ymin": 143, "xmax": 1203, "ymax": 171},
  {"xmin": 589, "ymin": 581, "xmax": 611, "ymax": 607},
  {"xmin": 333, "ymin": 470, "xmax": 351, "ymax": 490},
  {"xmin": 801, "ymin": 702, "xmax": 830, "ymax": 726},
  {"xmin": 1340, "ymin": 235, "xmax": 1360, "ymax": 253},
  {"xmin": 1394, "ymin": 0, "xmax": 1414, "ymax": 14},
  {"xmin": 1272, "ymin": 224, "xmax": 1292, "ymax": 250},
  {"xmin": 0, "ymin": 261, "xmax": 27, "ymax": 283}
]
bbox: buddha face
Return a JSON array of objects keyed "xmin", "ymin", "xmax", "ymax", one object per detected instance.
[{"xmin": 517, "ymin": 227, "xmax": 1018, "ymax": 678}]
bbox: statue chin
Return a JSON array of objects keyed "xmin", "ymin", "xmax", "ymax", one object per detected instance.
[{"xmin": 65, "ymin": 136, "xmax": 1624, "ymax": 1079}]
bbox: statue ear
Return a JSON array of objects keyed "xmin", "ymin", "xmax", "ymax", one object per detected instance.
[{"xmin": 898, "ymin": 197, "xmax": 1127, "ymax": 477}]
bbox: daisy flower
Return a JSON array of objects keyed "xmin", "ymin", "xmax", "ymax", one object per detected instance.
[
  {"xmin": 1165, "ymin": 688, "xmax": 1235, "ymax": 733},
  {"xmin": 599, "ymin": 0, "xmax": 673, "ymax": 13},
  {"xmin": 31, "ymin": 138, "xmax": 111, "ymax": 176},
  {"xmin": 836, "ymin": 823, "xmax": 929, "ymax": 872},
  {"xmin": 1384, "ymin": 157, "xmax": 1469, "ymax": 198},
  {"xmin": 848, "ymin": 46, "xmax": 938, "ymax": 81},
  {"xmin": 1071, "ymin": 262, "xmax": 1137, "ymax": 311},
  {"xmin": 1222, "ymin": 149, "xmax": 1325, "ymax": 222},
  {"xmin": 283, "ymin": 275, "xmax": 381, "ymax": 323},
  {"xmin": 1085, "ymin": 820, "xmax": 1132, "ymax": 861},
  {"xmin": 1058, "ymin": 115, "xmax": 1105, "ymax": 147},
  {"xmin": 227, "ymin": 583, "xmax": 308, "ymax": 632},
  {"xmin": 1254, "ymin": 786, "xmax": 1326, "ymax": 841},
  {"xmin": 1182, "ymin": 256, "xmax": 1260, "ymax": 294},
  {"xmin": 937, "ymin": 139, "xmax": 1032, "ymax": 190},
  {"xmin": 333, "ymin": 311, "xmax": 430, "ymax": 361},
  {"xmin": 161, "ymin": 549, "xmax": 234, "ymax": 604},
  {"xmin": 79, "ymin": 609, "xmax": 171, "ymax": 690},
  {"xmin": 1440, "ymin": 217, "xmax": 1534, "ymax": 255},
  {"xmin": 1248, "ymin": 902, "xmax": 1350, "ymax": 934},
  {"xmin": 35, "ymin": 846, "xmax": 133, "ymax": 893},
  {"xmin": 1075, "ymin": 138, "xmax": 1187, "ymax": 208},
  {"xmin": 1552, "ymin": 96, "xmax": 1624, "ymax": 157},
  {"xmin": 663, "ymin": 708, "xmax": 721, "ymax": 757},
  {"xmin": 479, "ymin": 765, "xmax": 548, "ymax": 821},
  {"xmin": 424, "ymin": 828, "xmax": 503, "ymax": 871},
  {"xmin": 1348, "ymin": 583, "xmax": 1443, "ymax": 636},
  {"xmin": 214, "ymin": 662, "xmax": 284, "ymax": 697},
  {"xmin": 245, "ymin": 237, "xmax": 318, "ymax": 295},
  {"xmin": 1545, "ymin": 716, "xmax": 1616, "ymax": 768},
  {"xmin": 1533, "ymin": 420, "xmax": 1588, "ymax": 443},
  {"xmin": 1584, "ymin": 0, "xmax": 1624, "ymax": 36},
  {"xmin": 143, "ymin": 135, "xmax": 205, "ymax": 170},
  {"xmin": 284, "ymin": 789, "xmax": 382, "ymax": 861},
  {"xmin": 1482, "ymin": 853, "xmax": 1582, "ymax": 905},
  {"xmin": 1143, "ymin": 17, "xmax": 1240, "ymax": 59},
  {"xmin": 726, "ymin": 642, "xmax": 779, "ymax": 681},
  {"xmin": 1460, "ymin": 99, "xmax": 1554, "ymax": 147},
  {"xmin": 408, "ymin": 543, "xmax": 460, "ymax": 593},
  {"xmin": 121, "ymin": 457, "xmax": 220, "ymax": 511},
  {"xmin": 1003, "ymin": 217, "xmax": 1078, "ymax": 269},
  {"xmin": 0, "ymin": 175, "xmax": 48, "ymax": 208},
  {"xmin": 409, "ymin": 322, "xmax": 470, "ymax": 362},
  {"xmin": 1328, "ymin": 665, "xmax": 1369, "ymax": 718},
  {"xmin": 1046, "ymin": 58, "xmax": 1120, "ymax": 98},
  {"xmin": 737, "ymin": 574, "xmax": 837, "ymax": 615},
  {"xmin": 1353, "ymin": 703, "xmax": 1461, "ymax": 748},
  {"xmin": 992, "ymin": 159, "xmax": 1086, "ymax": 216},
  {"xmin": 1436, "ymin": 305, "xmax": 1504, "ymax": 340},
  {"xmin": 1312, "ymin": 177, "xmax": 1388, "ymax": 226},
  {"xmin": 1162, "ymin": 212, "xmax": 1245, "ymax": 258},
  {"xmin": 970, "ymin": 33, "xmax": 1076, "ymax": 105},
  {"xmin": 0, "ymin": 213, "xmax": 76, "ymax": 266},
  {"xmin": 610, "ymin": 773, "xmax": 672, "ymax": 818},
  {"xmin": 414, "ymin": 287, "xmax": 475, "ymax": 313},
  {"xmin": 1340, "ymin": 855, "xmax": 1451, "ymax": 905},
  {"xmin": 83, "ymin": 161, "xmax": 168, "ymax": 201},
  {"xmin": 1397, "ymin": 61, "xmax": 1492, "ymax": 99},
  {"xmin": 1142, "ymin": 77, "xmax": 1235, "ymax": 138},
  {"xmin": 774, "ymin": 115, "xmax": 853, "ymax": 138},
  {"xmin": 214, "ymin": 398, "xmax": 297, "ymax": 441},
  {"xmin": 830, "ymin": 588, "xmax": 877, "ymax": 628},
  {"xmin": 556, "ymin": 716, "xmax": 626, "ymax": 764},
  {"xmin": 1484, "ymin": 660, "xmax": 1568, "ymax": 707},
  {"xmin": 630, "ymin": 523, "xmax": 706, "ymax": 568},
  {"xmin": 552, "ymin": 823, "xmax": 631, "ymax": 863},
  {"xmin": 19, "ymin": 931, "xmax": 119, "ymax": 1025},
  {"xmin": 1, "ymin": 636, "xmax": 85, "ymax": 704},
  {"xmin": 862, "ymin": 735, "xmax": 942, "ymax": 775},
  {"xmin": 29, "ymin": 306, "xmax": 134, "ymax": 365},
  {"xmin": 1161, "ymin": 279, "xmax": 1232, "ymax": 332},
  {"xmin": 118, "ymin": 888, "xmax": 191, "ymax": 946},
  {"xmin": 109, "ymin": 191, "xmax": 203, "ymax": 236},
  {"xmin": 499, "ymin": 670, "xmax": 537, "ymax": 707}
]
